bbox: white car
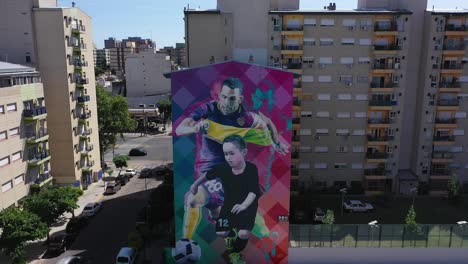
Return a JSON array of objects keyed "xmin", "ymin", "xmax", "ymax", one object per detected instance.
[
  {"xmin": 124, "ymin": 169, "xmax": 137, "ymax": 177},
  {"xmin": 343, "ymin": 200, "xmax": 374, "ymax": 213},
  {"xmin": 314, "ymin": 208, "xmax": 325, "ymax": 223},
  {"xmin": 82, "ymin": 202, "xmax": 102, "ymax": 217}
]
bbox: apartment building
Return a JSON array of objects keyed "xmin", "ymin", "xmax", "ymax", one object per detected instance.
[
  {"xmin": 109, "ymin": 45, "xmax": 137, "ymax": 78},
  {"xmin": 0, "ymin": 62, "xmax": 51, "ymax": 209},
  {"xmin": 414, "ymin": 11, "xmax": 468, "ymax": 195},
  {"xmin": 94, "ymin": 48, "xmax": 110, "ymax": 68},
  {"xmin": 104, "ymin": 37, "xmax": 122, "ymax": 49},
  {"xmin": 184, "ymin": 0, "xmax": 468, "ymax": 195},
  {"xmin": 0, "ymin": 0, "xmax": 101, "ymax": 189}
]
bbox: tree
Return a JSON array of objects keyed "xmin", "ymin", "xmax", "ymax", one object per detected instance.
[
  {"xmin": 56, "ymin": 186, "xmax": 83, "ymax": 218},
  {"xmin": 95, "ymin": 66, "xmax": 106, "ymax": 77},
  {"xmin": 448, "ymin": 175, "xmax": 460, "ymax": 200},
  {"xmin": 0, "ymin": 207, "xmax": 48, "ymax": 264},
  {"xmin": 405, "ymin": 205, "xmax": 421, "ymax": 233},
  {"xmin": 97, "ymin": 85, "xmax": 137, "ymax": 164},
  {"xmin": 157, "ymin": 98, "xmax": 171, "ymax": 123},
  {"xmin": 113, "ymin": 154, "xmax": 130, "ymax": 176},
  {"xmin": 322, "ymin": 209, "xmax": 335, "ymax": 225}
]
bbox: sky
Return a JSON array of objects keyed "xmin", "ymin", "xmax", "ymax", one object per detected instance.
[{"xmin": 58, "ymin": 0, "xmax": 468, "ymax": 49}]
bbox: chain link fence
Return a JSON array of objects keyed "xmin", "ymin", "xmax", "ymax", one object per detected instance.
[{"xmin": 289, "ymin": 224, "xmax": 468, "ymax": 248}]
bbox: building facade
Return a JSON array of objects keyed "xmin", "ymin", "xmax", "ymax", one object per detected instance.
[
  {"xmin": 104, "ymin": 37, "xmax": 122, "ymax": 49},
  {"xmin": 0, "ymin": 0, "xmax": 101, "ymax": 189},
  {"xmin": 185, "ymin": 0, "xmax": 468, "ymax": 195},
  {"xmin": 94, "ymin": 48, "xmax": 110, "ymax": 68},
  {"xmin": 0, "ymin": 62, "xmax": 51, "ymax": 209}
]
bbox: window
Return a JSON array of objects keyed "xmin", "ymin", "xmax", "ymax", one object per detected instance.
[
  {"xmin": 11, "ymin": 151, "xmax": 22, "ymax": 162},
  {"xmin": 353, "ymin": 145, "xmax": 365, "ymax": 153},
  {"xmin": 0, "ymin": 156, "xmax": 10, "ymax": 167},
  {"xmin": 336, "ymin": 145, "xmax": 348, "ymax": 153},
  {"xmin": 303, "ymin": 38, "xmax": 316, "ymax": 46},
  {"xmin": 0, "ymin": 131, "xmax": 6, "ymax": 140},
  {"xmin": 301, "ymin": 111, "xmax": 312, "ymax": 117},
  {"xmin": 355, "ymin": 112, "xmax": 367, "ymax": 118},
  {"xmin": 299, "ymin": 146, "xmax": 312, "ymax": 152},
  {"xmin": 341, "ymin": 38, "xmax": 355, "ymax": 45},
  {"xmin": 319, "ymin": 38, "xmax": 334, "ymax": 46},
  {"xmin": 320, "ymin": 19, "xmax": 335, "ymax": 26},
  {"xmin": 303, "ymin": 57, "xmax": 314, "ymax": 65},
  {"xmin": 0, "ymin": 105, "xmax": 3, "ymax": 114},
  {"xmin": 302, "ymin": 75, "xmax": 314, "ymax": 82},
  {"xmin": 317, "ymin": 94, "xmax": 331, "ymax": 101},
  {"xmin": 355, "ymin": 94, "xmax": 369, "ymax": 101},
  {"xmin": 316, "ymin": 111, "xmax": 330, "ymax": 118},
  {"xmin": 334, "ymin": 163, "xmax": 348, "ymax": 169},
  {"xmin": 358, "ymin": 75, "xmax": 369, "ymax": 83},
  {"xmin": 342, "ymin": 19, "xmax": 356, "ymax": 27},
  {"xmin": 2, "ymin": 181, "xmax": 13, "ymax": 193},
  {"xmin": 352, "ymin": 163, "xmax": 363, "ymax": 169},
  {"xmin": 337, "ymin": 112, "xmax": 351, "ymax": 119},
  {"xmin": 359, "ymin": 38, "xmax": 372, "ymax": 46},
  {"xmin": 6, "ymin": 103, "xmax": 17, "ymax": 112},
  {"xmin": 26, "ymin": 55, "xmax": 31, "ymax": 63},
  {"xmin": 304, "ymin": 18, "xmax": 317, "ymax": 26},
  {"xmin": 358, "ymin": 57, "xmax": 370, "ymax": 64},
  {"xmin": 9, "ymin": 127, "xmax": 19, "ymax": 137},
  {"xmin": 318, "ymin": 76, "xmax": 332, "ymax": 83},
  {"xmin": 453, "ymin": 129, "xmax": 465, "ymax": 136},
  {"xmin": 455, "ymin": 112, "xmax": 467, "ymax": 118},
  {"xmin": 340, "ymin": 57, "xmax": 354, "ymax": 65},
  {"xmin": 315, "ymin": 146, "xmax": 329, "ymax": 153},
  {"xmin": 14, "ymin": 174, "xmax": 24, "ymax": 185},
  {"xmin": 336, "ymin": 129, "xmax": 350, "ymax": 135},
  {"xmin": 360, "ymin": 19, "xmax": 372, "ymax": 30},
  {"xmin": 299, "ymin": 162, "xmax": 310, "ymax": 169},
  {"xmin": 340, "ymin": 75, "xmax": 353, "ymax": 84},
  {"xmin": 314, "ymin": 163, "xmax": 328, "ymax": 169},
  {"xmin": 300, "ymin": 129, "xmax": 312, "ymax": 136},
  {"xmin": 337, "ymin": 94, "xmax": 352, "ymax": 100},
  {"xmin": 315, "ymin": 128, "xmax": 329, "ymax": 135},
  {"xmin": 353, "ymin": 129, "xmax": 365, "ymax": 136}
]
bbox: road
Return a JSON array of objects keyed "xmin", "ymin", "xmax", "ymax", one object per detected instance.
[{"xmin": 38, "ymin": 134, "xmax": 173, "ymax": 264}]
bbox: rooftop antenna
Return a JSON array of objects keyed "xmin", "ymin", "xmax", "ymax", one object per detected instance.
[
  {"xmin": 72, "ymin": 1, "xmax": 75, "ymax": 7},
  {"xmin": 432, "ymin": 5, "xmax": 434, "ymax": 11}
]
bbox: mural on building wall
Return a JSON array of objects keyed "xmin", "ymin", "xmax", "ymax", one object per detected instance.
[{"xmin": 170, "ymin": 61, "xmax": 293, "ymax": 264}]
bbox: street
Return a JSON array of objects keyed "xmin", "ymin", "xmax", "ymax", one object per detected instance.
[{"xmin": 33, "ymin": 134, "xmax": 173, "ymax": 264}]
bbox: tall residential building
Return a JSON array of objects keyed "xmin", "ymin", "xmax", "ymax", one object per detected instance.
[
  {"xmin": 104, "ymin": 37, "xmax": 122, "ymax": 49},
  {"xmin": 0, "ymin": 0, "xmax": 101, "ymax": 189},
  {"xmin": 94, "ymin": 48, "xmax": 110, "ymax": 68},
  {"xmin": 184, "ymin": 0, "xmax": 468, "ymax": 196},
  {"xmin": 122, "ymin": 37, "xmax": 156, "ymax": 49},
  {"xmin": 175, "ymin": 43, "xmax": 187, "ymax": 67},
  {"xmin": 108, "ymin": 37, "xmax": 156, "ymax": 77},
  {"xmin": 0, "ymin": 62, "xmax": 51, "ymax": 209}
]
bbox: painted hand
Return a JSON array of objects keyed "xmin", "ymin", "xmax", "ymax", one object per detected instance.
[
  {"xmin": 195, "ymin": 120, "xmax": 209, "ymax": 133},
  {"xmin": 190, "ymin": 184, "xmax": 198, "ymax": 195},
  {"xmin": 231, "ymin": 204, "xmax": 247, "ymax": 214},
  {"xmin": 274, "ymin": 141, "xmax": 289, "ymax": 155}
]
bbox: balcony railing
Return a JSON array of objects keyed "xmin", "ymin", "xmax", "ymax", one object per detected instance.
[
  {"xmin": 28, "ymin": 151, "xmax": 50, "ymax": 162},
  {"xmin": 73, "ymin": 60, "xmax": 89, "ymax": 67},
  {"xmin": 26, "ymin": 129, "xmax": 48, "ymax": 140},
  {"xmin": 81, "ymin": 144, "xmax": 94, "ymax": 152},
  {"xmin": 364, "ymin": 168, "xmax": 387, "ymax": 176},
  {"xmin": 35, "ymin": 171, "xmax": 52, "ymax": 185},
  {"xmin": 75, "ymin": 77, "xmax": 89, "ymax": 85},
  {"xmin": 435, "ymin": 118, "xmax": 456, "ymax": 124},
  {"xmin": 293, "ymin": 100, "xmax": 301, "ymax": 106},
  {"xmin": 78, "ymin": 128, "xmax": 93, "ymax": 136},
  {"xmin": 445, "ymin": 25, "xmax": 468, "ymax": 31},
  {"xmin": 80, "ymin": 25, "xmax": 86, "ymax": 32},
  {"xmin": 433, "ymin": 135, "xmax": 455, "ymax": 141},
  {"xmin": 77, "ymin": 95, "xmax": 90, "ymax": 103},
  {"xmin": 443, "ymin": 44, "xmax": 466, "ymax": 50},
  {"xmin": 366, "ymin": 152, "xmax": 389, "ymax": 159},
  {"xmin": 439, "ymin": 82, "xmax": 461, "ymax": 88},
  {"xmin": 79, "ymin": 111, "xmax": 91, "ymax": 119},
  {"xmin": 370, "ymin": 82, "xmax": 398, "ymax": 88},
  {"xmin": 368, "ymin": 118, "xmax": 391, "ymax": 124},
  {"xmin": 23, "ymin": 106, "xmax": 47, "ymax": 117},
  {"xmin": 286, "ymin": 63, "xmax": 302, "ymax": 69},
  {"xmin": 282, "ymin": 45, "xmax": 303, "ymax": 50},
  {"xmin": 440, "ymin": 64, "xmax": 463, "ymax": 70},
  {"xmin": 282, "ymin": 25, "xmax": 304, "ymax": 31},
  {"xmin": 292, "ymin": 118, "xmax": 301, "ymax": 124},
  {"xmin": 430, "ymin": 169, "xmax": 452, "ymax": 175},
  {"xmin": 374, "ymin": 23, "xmax": 397, "ymax": 31},
  {"xmin": 437, "ymin": 99, "xmax": 459, "ymax": 106},
  {"xmin": 373, "ymin": 45, "xmax": 401, "ymax": 51},
  {"xmin": 432, "ymin": 152, "xmax": 454, "ymax": 159},
  {"xmin": 367, "ymin": 135, "xmax": 394, "ymax": 141},
  {"xmin": 373, "ymin": 64, "xmax": 395, "ymax": 70},
  {"xmin": 81, "ymin": 160, "xmax": 95, "ymax": 170},
  {"xmin": 273, "ymin": 25, "xmax": 281, "ymax": 31},
  {"xmin": 369, "ymin": 100, "xmax": 393, "ymax": 106}
]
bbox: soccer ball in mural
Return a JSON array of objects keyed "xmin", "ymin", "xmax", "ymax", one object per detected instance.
[{"xmin": 172, "ymin": 239, "xmax": 201, "ymax": 263}]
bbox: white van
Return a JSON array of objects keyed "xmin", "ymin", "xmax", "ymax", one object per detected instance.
[
  {"xmin": 105, "ymin": 181, "xmax": 121, "ymax": 194},
  {"xmin": 116, "ymin": 247, "xmax": 136, "ymax": 264}
]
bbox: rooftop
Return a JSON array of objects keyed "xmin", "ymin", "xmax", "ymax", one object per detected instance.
[
  {"xmin": 428, "ymin": 9, "xmax": 468, "ymax": 15},
  {"xmin": 269, "ymin": 8, "xmax": 412, "ymax": 15},
  {"xmin": 0, "ymin": 61, "xmax": 36, "ymax": 76}
]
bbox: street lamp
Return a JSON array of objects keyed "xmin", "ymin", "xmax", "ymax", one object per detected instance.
[
  {"xmin": 410, "ymin": 187, "xmax": 418, "ymax": 207},
  {"xmin": 368, "ymin": 220, "xmax": 379, "ymax": 247},
  {"xmin": 457, "ymin": 220, "xmax": 467, "ymax": 247},
  {"xmin": 339, "ymin": 188, "xmax": 347, "ymax": 216}
]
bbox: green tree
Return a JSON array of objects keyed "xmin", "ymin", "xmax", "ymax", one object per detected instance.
[
  {"xmin": 113, "ymin": 154, "xmax": 130, "ymax": 175},
  {"xmin": 56, "ymin": 186, "xmax": 83, "ymax": 218},
  {"xmin": 448, "ymin": 175, "xmax": 460, "ymax": 198},
  {"xmin": 95, "ymin": 66, "xmax": 106, "ymax": 77},
  {"xmin": 97, "ymin": 86, "xmax": 137, "ymax": 164},
  {"xmin": 157, "ymin": 98, "xmax": 172, "ymax": 123},
  {"xmin": 0, "ymin": 207, "xmax": 48, "ymax": 264},
  {"xmin": 128, "ymin": 231, "xmax": 144, "ymax": 250},
  {"xmin": 405, "ymin": 205, "xmax": 421, "ymax": 233},
  {"xmin": 323, "ymin": 209, "xmax": 335, "ymax": 225}
]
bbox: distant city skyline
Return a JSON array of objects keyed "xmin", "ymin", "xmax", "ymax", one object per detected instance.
[{"xmin": 58, "ymin": 0, "xmax": 468, "ymax": 49}]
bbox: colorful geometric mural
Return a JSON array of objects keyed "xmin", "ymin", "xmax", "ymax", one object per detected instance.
[{"xmin": 170, "ymin": 61, "xmax": 293, "ymax": 264}]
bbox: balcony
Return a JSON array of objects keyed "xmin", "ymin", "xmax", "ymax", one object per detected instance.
[
  {"xmin": 432, "ymin": 152, "xmax": 454, "ymax": 159},
  {"xmin": 282, "ymin": 25, "xmax": 304, "ymax": 31},
  {"xmin": 367, "ymin": 135, "xmax": 394, "ymax": 142},
  {"xmin": 73, "ymin": 60, "xmax": 89, "ymax": 68},
  {"xmin": 78, "ymin": 128, "xmax": 93, "ymax": 137},
  {"xmin": 373, "ymin": 45, "xmax": 401, "ymax": 51},
  {"xmin": 77, "ymin": 95, "xmax": 90, "ymax": 103},
  {"xmin": 292, "ymin": 118, "xmax": 300, "ymax": 124},
  {"xmin": 80, "ymin": 25, "xmax": 86, "ymax": 32},
  {"xmin": 28, "ymin": 151, "xmax": 51, "ymax": 166},
  {"xmin": 443, "ymin": 44, "xmax": 466, "ymax": 50},
  {"xmin": 364, "ymin": 168, "xmax": 388, "ymax": 176},
  {"xmin": 440, "ymin": 64, "xmax": 463, "ymax": 70},
  {"xmin": 373, "ymin": 64, "xmax": 396, "ymax": 70},
  {"xmin": 75, "ymin": 77, "xmax": 89, "ymax": 85},
  {"xmin": 293, "ymin": 99, "xmax": 301, "ymax": 106},
  {"xmin": 437, "ymin": 99, "xmax": 459, "ymax": 106},
  {"xmin": 285, "ymin": 63, "xmax": 302, "ymax": 69},
  {"xmin": 430, "ymin": 168, "xmax": 452, "ymax": 176},
  {"xmin": 34, "ymin": 171, "xmax": 53, "ymax": 187},
  {"xmin": 366, "ymin": 152, "xmax": 389, "ymax": 159},
  {"xmin": 80, "ymin": 144, "xmax": 94, "ymax": 154},
  {"xmin": 23, "ymin": 107, "xmax": 47, "ymax": 120},
  {"xmin": 26, "ymin": 129, "xmax": 49, "ymax": 144},
  {"xmin": 81, "ymin": 160, "xmax": 95, "ymax": 171},
  {"xmin": 79, "ymin": 111, "xmax": 92, "ymax": 120},
  {"xmin": 435, "ymin": 118, "xmax": 457, "ymax": 124},
  {"xmin": 282, "ymin": 45, "xmax": 303, "ymax": 50},
  {"xmin": 439, "ymin": 82, "xmax": 461, "ymax": 88},
  {"xmin": 368, "ymin": 100, "xmax": 393, "ymax": 106},
  {"xmin": 292, "ymin": 135, "xmax": 300, "ymax": 142},
  {"xmin": 433, "ymin": 135, "xmax": 455, "ymax": 142},
  {"xmin": 445, "ymin": 25, "xmax": 468, "ymax": 32},
  {"xmin": 370, "ymin": 82, "xmax": 398, "ymax": 88},
  {"xmin": 374, "ymin": 22, "xmax": 397, "ymax": 32},
  {"xmin": 368, "ymin": 118, "xmax": 391, "ymax": 124}
]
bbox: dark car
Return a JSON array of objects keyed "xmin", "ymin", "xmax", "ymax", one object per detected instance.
[
  {"xmin": 47, "ymin": 233, "xmax": 76, "ymax": 254},
  {"xmin": 56, "ymin": 256, "xmax": 91, "ymax": 264},
  {"xmin": 66, "ymin": 216, "xmax": 89, "ymax": 234},
  {"xmin": 116, "ymin": 174, "xmax": 129, "ymax": 185},
  {"xmin": 139, "ymin": 168, "xmax": 152, "ymax": 178},
  {"xmin": 129, "ymin": 148, "xmax": 147, "ymax": 156}
]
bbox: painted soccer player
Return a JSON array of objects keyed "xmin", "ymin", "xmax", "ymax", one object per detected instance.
[
  {"xmin": 190, "ymin": 135, "xmax": 258, "ymax": 264},
  {"xmin": 175, "ymin": 77, "xmax": 288, "ymax": 241}
]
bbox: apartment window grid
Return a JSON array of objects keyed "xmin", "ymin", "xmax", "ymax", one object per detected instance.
[
  {"xmin": 319, "ymin": 38, "xmax": 334, "ymax": 46},
  {"xmin": 6, "ymin": 103, "xmax": 17, "ymax": 112},
  {"xmin": 336, "ymin": 145, "xmax": 348, "ymax": 153},
  {"xmin": 0, "ymin": 131, "xmax": 7, "ymax": 141},
  {"xmin": 14, "ymin": 174, "xmax": 24, "ymax": 185},
  {"xmin": 334, "ymin": 163, "xmax": 348, "ymax": 169},
  {"xmin": 303, "ymin": 38, "xmax": 316, "ymax": 46},
  {"xmin": 2, "ymin": 181, "xmax": 13, "ymax": 193},
  {"xmin": 304, "ymin": 18, "xmax": 317, "ymax": 26},
  {"xmin": 0, "ymin": 105, "xmax": 4, "ymax": 114},
  {"xmin": 11, "ymin": 151, "xmax": 22, "ymax": 162},
  {"xmin": 341, "ymin": 38, "xmax": 355, "ymax": 46},
  {"xmin": 9, "ymin": 127, "xmax": 19, "ymax": 137},
  {"xmin": 0, "ymin": 156, "xmax": 10, "ymax": 167}
]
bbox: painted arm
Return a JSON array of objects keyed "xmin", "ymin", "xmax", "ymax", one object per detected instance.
[
  {"xmin": 258, "ymin": 112, "xmax": 289, "ymax": 155},
  {"xmin": 175, "ymin": 117, "xmax": 209, "ymax": 136},
  {"xmin": 231, "ymin": 192, "xmax": 257, "ymax": 214},
  {"xmin": 189, "ymin": 172, "xmax": 207, "ymax": 195}
]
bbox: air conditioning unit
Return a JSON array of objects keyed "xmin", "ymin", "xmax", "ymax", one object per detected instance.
[{"xmin": 319, "ymin": 64, "xmax": 325, "ymax": 68}]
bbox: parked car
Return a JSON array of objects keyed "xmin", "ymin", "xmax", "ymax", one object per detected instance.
[
  {"xmin": 47, "ymin": 233, "xmax": 76, "ymax": 254},
  {"xmin": 81, "ymin": 202, "xmax": 102, "ymax": 217},
  {"xmin": 66, "ymin": 216, "xmax": 90, "ymax": 234},
  {"xmin": 124, "ymin": 168, "xmax": 137, "ymax": 177},
  {"xmin": 56, "ymin": 256, "xmax": 91, "ymax": 264},
  {"xmin": 314, "ymin": 208, "xmax": 325, "ymax": 223},
  {"xmin": 116, "ymin": 247, "xmax": 136, "ymax": 264},
  {"xmin": 116, "ymin": 174, "xmax": 130, "ymax": 185},
  {"xmin": 105, "ymin": 181, "xmax": 122, "ymax": 194},
  {"xmin": 139, "ymin": 168, "xmax": 152, "ymax": 178},
  {"xmin": 129, "ymin": 148, "xmax": 147, "ymax": 156},
  {"xmin": 343, "ymin": 200, "xmax": 374, "ymax": 213}
]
